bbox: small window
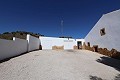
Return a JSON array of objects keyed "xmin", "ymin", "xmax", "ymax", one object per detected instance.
[
  {"xmin": 100, "ymin": 28, "xmax": 106, "ymax": 36},
  {"xmin": 87, "ymin": 42, "xmax": 90, "ymax": 47}
]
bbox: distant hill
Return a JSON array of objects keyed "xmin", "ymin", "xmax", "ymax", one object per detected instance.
[{"xmin": 0, "ymin": 31, "xmax": 44, "ymax": 40}]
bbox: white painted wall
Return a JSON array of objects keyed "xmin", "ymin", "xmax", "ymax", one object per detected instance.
[
  {"xmin": 76, "ymin": 39, "xmax": 85, "ymax": 46},
  {"xmin": 0, "ymin": 34, "xmax": 84, "ymax": 60},
  {"xmin": 63, "ymin": 38, "xmax": 76, "ymax": 49},
  {"xmin": 27, "ymin": 34, "xmax": 40, "ymax": 51},
  {"xmin": 0, "ymin": 34, "xmax": 41, "ymax": 60},
  {"xmin": 40, "ymin": 37, "xmax": 64, "ymax": 49},
  {"xmin": 0, "ymin": 38, "xmax": 28, "ymax": 60},
  {"xmin": 40, "ymin": 36, "xmax": 84, "ymax": 49},
  {"xmin": 85, "ymin": 9, "xmax": 120, "ymax": 51}
]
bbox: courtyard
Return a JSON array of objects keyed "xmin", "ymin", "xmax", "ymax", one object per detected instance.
[{"xmin": 0, "ymin": 50, "xmax": 120, "ymax": 80}]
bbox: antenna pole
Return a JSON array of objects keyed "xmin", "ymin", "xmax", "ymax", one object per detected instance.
[{"xmin": 61, "ymin": 20, "xmax": 63, "ymax": 36}]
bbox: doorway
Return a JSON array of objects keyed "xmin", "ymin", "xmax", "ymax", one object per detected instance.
[
  {"xmin": 77, "ymin": 41, "xmax": 82, "ymax": 49},
  {"xmin": 93, "ymin": 45, "xmax": 98, "ymax": 52}
]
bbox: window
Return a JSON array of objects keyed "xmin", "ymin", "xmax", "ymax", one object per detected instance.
[{"xmin": 100, "ymin": 28, "xmax": 106, "ymax": 36}]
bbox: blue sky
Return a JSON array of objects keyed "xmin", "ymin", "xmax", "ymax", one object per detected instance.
[{"xmin": 0, "ymin": 0, "xmax": 120, "ymax": 38}]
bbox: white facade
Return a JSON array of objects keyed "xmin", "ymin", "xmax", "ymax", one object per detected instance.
[
  {"xmin": 76, "ymin": 39, "xmax": 85, "ymax": 46},
  {"xmin": 63, "ymin": 38, "xmax": 76, "ymax": 49},
  {"xmin": 27, "ymin": 34, "xmax": 40, "ymax": 51},
  {"xmin": 40, "ymin": 36, "xmax": 84, "ymax": 49},
  {"xmin": 85, "ymin": 9, "xmax": 120, "ymax": 51},
  {"xmin": 40, "ymin": 37, "xmax": 63, "ymax": 49}
]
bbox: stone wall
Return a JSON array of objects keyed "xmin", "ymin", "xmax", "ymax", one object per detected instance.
[
  {"xmin": 52, "ymin": 46, "xmax": 64, "ymax": 50},
  {"xmin": 83, "ymin": 42, "xmax": 120, "ymax": 59}
]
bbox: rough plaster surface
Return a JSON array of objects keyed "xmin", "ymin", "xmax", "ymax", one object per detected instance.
[
  {"xmin": 85, "ymin": 9, "xmax": 120, "ymax": 51},
  {"xmin": 0, "ymin": 50, "xmax": 119, "ymax": 80}
]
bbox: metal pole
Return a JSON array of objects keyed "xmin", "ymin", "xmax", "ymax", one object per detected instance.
[{"xmin": 61, "ymin": 20, "xmax": 63, "ymax": 36}]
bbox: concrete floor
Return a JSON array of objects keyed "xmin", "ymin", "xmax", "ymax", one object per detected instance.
[{"xmin": 0, "ymin": 50, "xmax": 120, "ymax": 80}]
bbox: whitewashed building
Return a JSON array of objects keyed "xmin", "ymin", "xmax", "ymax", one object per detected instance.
[
  {"xmin": 40, "ymin": 36, "xmax": 84, "ymax": 50},
  {"xmin": 85, "ymin": 9, "xmax": 120, "ymax": 51}
]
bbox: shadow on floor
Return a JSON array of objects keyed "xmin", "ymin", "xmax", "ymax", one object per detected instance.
[
  {"xmin": 96, "ymin": 56, "xmax": 120, "ymax": 72},
  {"xmin": 89, "ymin": 74, "xmax": 120, "ymax": 80},
  {"xmin": 114, "ymin": 74, "xmax": 120, "ymax": 80},
  {"xmin": 66, "ymin": 50, "xmax": 79, "ymax": 53},
  {"xmin": 0, "ymin": 52, "xmax": 27, "ymax": 63},
  {"xmin": 0, "ymin": 49, "xmax": 40, "ymax": 63},
  {"xmin": 89, "ymin": 75, "xmax": 104, "ymax": 80},
  {"xmin": 66, "ymin": 50, "xmax": 76, "ymax": 52}
]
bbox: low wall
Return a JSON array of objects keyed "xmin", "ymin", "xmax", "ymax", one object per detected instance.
[
  {"xmin": 0, "ymin": 38, "xmax": 28, "ymax": 60},
  {"xmin": 27, "ymin": 34, "xmax": 40, "ymax": 52},
  {"xmin": 0, "ymin": 34, "xmax": 40, "ymax": 60},
  {"xmin": 83, "ymin": 42, "xmax": 120, "ymax": 59}
]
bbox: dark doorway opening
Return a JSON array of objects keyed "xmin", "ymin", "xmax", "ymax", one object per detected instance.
[
  {"xmin": 93, "ymin": 45, "xmax": 98, "ymax": 52},
  {"xmin": 39, "ymin": 45, "xmax": 42, "ymax": 50},
  {"xmin": 77, "ymin": 41, "xmax": 82, "ymax": 49},
  {"xmin": 87, "ymin": 42, "xmax": 90, "ymax": 47}
]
